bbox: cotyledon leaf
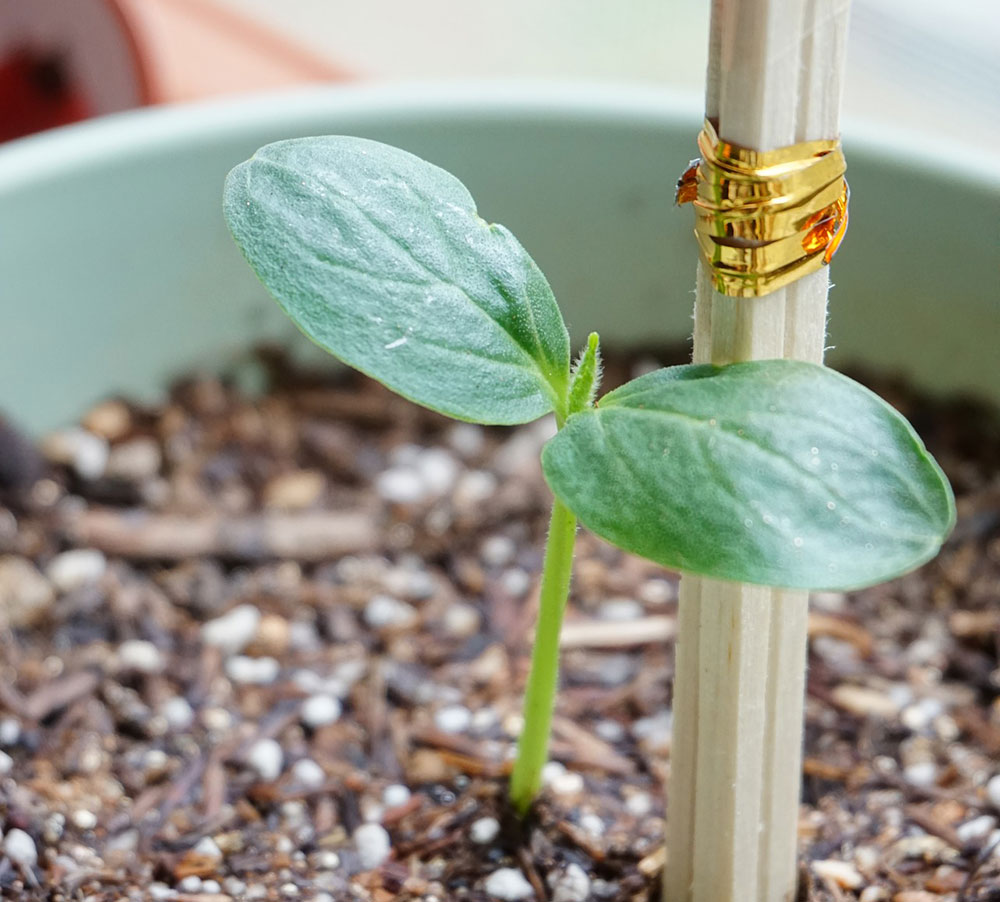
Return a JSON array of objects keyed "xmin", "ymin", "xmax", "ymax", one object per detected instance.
[
  {"xmin": 224, "ymin": 137, "xmax": 570, "ymax": 425},
  {"xmin": 542, "ymin": 360, "xmax": 955, "ymax": 591}
]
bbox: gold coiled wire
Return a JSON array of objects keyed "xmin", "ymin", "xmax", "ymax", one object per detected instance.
[{"xmin": 676, "ymin": 119, "xmax": 849, "ymax": 298}]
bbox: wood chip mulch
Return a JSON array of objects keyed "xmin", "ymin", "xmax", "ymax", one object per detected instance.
[{"xmin": 0, "ymin": 347, "xmax": 997, "ymax": 902}]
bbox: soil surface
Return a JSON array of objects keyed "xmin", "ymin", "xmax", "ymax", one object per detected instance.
[{"xmin": 0, "ymin": 347, "xmax": 997, "ymax": 902}]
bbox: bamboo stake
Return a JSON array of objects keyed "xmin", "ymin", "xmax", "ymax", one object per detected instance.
[{"xmin": 665, "ymin": 3, "xmax": 850, "ymax": 902}]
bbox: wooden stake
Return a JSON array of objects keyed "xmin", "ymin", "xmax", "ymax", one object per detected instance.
[{"xmin": 665, "ymin": 2, "xmax": 850, "ymax": 902}]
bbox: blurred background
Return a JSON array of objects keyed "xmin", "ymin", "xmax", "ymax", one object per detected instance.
[{"xmin": 2, "ymin": 0, "xmax": 998, "ymax": 152}]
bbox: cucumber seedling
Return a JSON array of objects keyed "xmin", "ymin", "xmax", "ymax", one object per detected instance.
[{"xmin": 224, "ymin": 137, "xmax": 954, "ymax": 814}]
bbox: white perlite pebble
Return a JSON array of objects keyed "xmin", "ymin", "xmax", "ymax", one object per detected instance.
[
  {"xmin": 364, "ymin": 594, "xmax": 417, "ymax": 629},
  {"xmin": 226, "ymin": 655, "xmax": 280, "ymax": 685},
  {"xmin": 0, "ymin": 750, "xmax": 12, "ymax": 775},
  {"xmin": 202, "ymin": 880, "xmax": 221, "ymax": 894},
  {"xmin": 812, "ymin": 859, "xmax": 864, "ymax": 890},
  {"xmin": 550, "ymin": 863, "xmax": 591, "ymax": 902},
  {"xmin": 291, "ymin": 759, "xmax": 326, "ymax": 789},
  {"xmin": 117, "ymin": 639, "xmax": 164, "ymax": 674},
  {"xmin": 434, "ymin": 705, "xmax": 472, "ymax": 734},
  {"xmin": 382, "ymin": 784, "xmax": 411, "ymax": 809},
  {"xmin": 3, "ymin": 829, "xmax": 37, "ymax": 868},
  {"xmin": 443, "ymin": 603, "xmax": 480, "ymax": 638},
  {"xmin": 986, "ymin": 774, "xmax": 1000, "ymax": 810},
  {"xmin": 416, "ymin": 448, "xmax": 459, "ymax": 496},
  {"xmin": 71, "ymin": 810, "xmax": 98, "ymax": 830},
  {"xmin": 178, "ymin": 875, "xmax": 203, "ymax": 893},
  {"xmin": 470, "ymin": 816, "xmax": 501, "ymax": 845},
  {"xmin": 483, "ymin": 867, "xmax": 534, "ymax": 900},
  {"xmin": 194, "ymin": 836, "xmax": 222, "ymax": 860},
  {"xmin": 376, "ymin": 467, "xmax": 426, "ymax": 505},
  {"xmin": 550, "ymin": 770, "xmax": 584, "ymax": 796},
  {"xmin": 301, "ymin": 695, "xmax": 342, "ymax": 728},
  {"xmin": 162, "ymin": 696, "xmax": 194, "ymax": 730},
  {"xmin": 956, "ymin": 814, "xmax": 998, "ymax": 843},
  {"xmin": 247, "ymin": 738, "xmax": 284, "ymax": 782},
  {"xmin": 447, "ymin": 423, "xmax": 485, "ymax": 458},
  {"xmin": 624, "ymin": 792, "xmax": 652, "ymax": 818},
  {"xmin": 41, "ymin": 427, "xmax": 109, "ymax": 480},
  {"xmin": 481, "ymin": 535, "xmax": 516, "ymax": 568},
  {"xmin": 46, "ymin": 549, "xmax": 107, "ymax": 594},
  {"xmin": 0, "ymin": 717, "xmax": 20, "ymax": 746},
  {"xmin": 579, "ymin": 813, "xmax": 605, "ymax": 837},
  {"xmin": 202, "ymin": 604, "xmax": 261, "ymax": 655},
  {"xmin": 354, "ymin": 823, "xmax": 391, "ymax": 870},
  {"xmin": 903, "ymin": 761, "xmax": 938, "ymax": 788},
  {"xmin": 598, "ymin": 598, "xmax": 644, "ymax": 621}
]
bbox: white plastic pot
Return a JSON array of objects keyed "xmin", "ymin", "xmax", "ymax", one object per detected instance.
[{"xmin": 0, "ymin": 83, "xmax": 996, "ymax": 434}]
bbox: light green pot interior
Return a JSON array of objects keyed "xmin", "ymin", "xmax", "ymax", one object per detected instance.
[{"xmin": 0, "ymin": 84, "xmax": 996, "ymax": 435}]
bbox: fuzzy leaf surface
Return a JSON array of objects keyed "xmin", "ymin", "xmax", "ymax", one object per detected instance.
[
  {"xmin": 542, "ymin": 360, "xmax": 955, "ymax": 590},
  {"xmin": 224, "ymin": 137, "xmax": 570, "ymax": 424}
]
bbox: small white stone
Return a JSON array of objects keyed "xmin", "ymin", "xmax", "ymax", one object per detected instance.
[
  {"xmin": 500, "ymin": 568, "xmax": 532, "ymax": 598},
  {"xmin": 434, "ymin": 705, "xmax": 471, "ymax": 734},
  {"xmin": 598, "ymin": 598, "xmax": 644, "ymax": 621},
  {"xmin": 117, "ymin": 639, "xmax": 164, "ymax": 674},
  {"xmin": 364, "ymin": 594, "xmax": 417, "ymax": 629},
  {"xmin": 986, "ymin": 774, "xmax": 1000, "ymax": 809},
  {"xmin": 247, "ymin": 738, "xmax": 284, "ymax": 782},
  {"xmin": 484, "ymin": 867, "xmax": 534, "ymax": 900},
  {"xmin": 812, "ymin": 859, "xmax": 864, "ymax": 890},
  {"xmin": 162, "ymin": 696, "xmax": 194, "ymax": 730},
  {"xmin": 0, "ymin": 717, "xmax": 20, "ymax": 746},
  {"xmin": 41, "ymin": 427, "xmax": 109, "ymax": 480},
  {"xmin": 226, "ymin": 655, "xmax": 280, "ymax": 685},
  {"xmin": 903, "ymin": 761, "xmax": 938, "ymax": 788},
  {"xmin": 638, "ymin": 578, "xmax": 675, "ymax": 605},
  {"xmin": 178, "ymin": 875, "xmax": 203, "ymax": 892},
  {"xmin": 301, "ymin": 695, "xmax": 342, "ymax": 728},
  {"xmin": 202, "ymin": 880, "xmax": 221, "ymax": 894},
  {"xmin": 550, "ymin": 770, "xmax": 584, "ymax": 796},
  {"xmin": 193, "ymin": 836, "xmax": 222, "ymax": 860},
  {"xmin": 376, "ymin": 467, "xmax": 426, "ymax": 504},
  {"xmin": 354, "ymin": 823, "xmax": 391, "ymax": 870},
  {"xmin": 416, "ymin": 448, "xmax": 459, "ymax": 496},
  {"xmin": 624, "ymin": 792, "xmax": 652, "ymax": 818},
  {"xmin": 316, "ymin": 850, "xmax": 341, "ymax": 870},
  {"xmin": 291, "ymin": 758, "xmax": 326, "ymax": 789},
  {"xmin": 550, "ymin": 863, "xmax": 591, "ymax": 902},
  {"xmin": 481, "ymin": 535, "xmax": 516, "ymax": 568},
  {"xmin": 382, "ymin": 784, "xmax": 411, "ymax": 809},
  {"xmin": 594, "ymin": 720, "xmax": 625, "ymax": 743},
  {"xmin": 470, "ymin": 816, "xmax": 500, "ymax": 845},
  {"xmin": 149, "ymin": 883, "xmax": 175, "ymax": 900},
  {"xmin": 0, "ymin": 750, "xmax": 12, "ymax": 775},
  {"xmin": 453, "ymin": 470, "xmax": 497, "ymax": 509},
  {"xmin": 443, "ymin": 603, "xmax": 480, "ymax": 638},
  {"xmin": 447, "ymin": 423, "xmax": 485, "ymax": 458},
  {"xmin": 541, "ymin": 761, "xmax": 566, "ymax": 785},
  {"xmin": 202, "ymin": 604, "xmax": 261, "ymax": 655},
  {"xmin": 46, "ymin": 549, "xmax": 107, "ymax": 594},
  {"xmin": 859, "ymin": 887, "xmax": 889, "ymax": 902},
  {"xmin": 280, "ymin": 883, "xmax": 300, "ymax": 897},
  {"xmin": 71, "ymin": 810, "xmax": 98, "ymax": 830},
  {"xmin": 471, "ymin": 707, "xmax": 499, "ymax": 733},
  {"xmin": 3, "ymin": 828, "xmax": 37, "ymax": 868},
  {"xmin": 956, "ymin": 814, "xmax": 998, "ymax": 843},
  {"xmin": 579, "ymin": 813, "xmax": 605, "ymax": 837}
]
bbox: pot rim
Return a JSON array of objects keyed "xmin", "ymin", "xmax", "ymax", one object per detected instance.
[{"xmin": 0, "ymin": 80, "xmax": 994, "ymax": 193}]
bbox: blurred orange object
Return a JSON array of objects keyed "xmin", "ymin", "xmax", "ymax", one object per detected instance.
[
  {"xmin": 115, "ymin": 0, "xmax": 347, "ymax": 104},
  {"xmin": 0, "ymin": 0, "xmax": 346, "ymax": 142}
]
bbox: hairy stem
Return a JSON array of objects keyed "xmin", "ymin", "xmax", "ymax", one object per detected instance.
[{"xmin": 509, "ymin": 496, "xmax": 578, "ymax": 815}]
